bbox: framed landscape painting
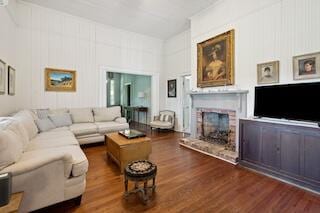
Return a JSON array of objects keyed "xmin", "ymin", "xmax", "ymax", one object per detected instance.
[
  {"xmin": 293, "ymin": 52, "xmax": 320, "ymax": 80},
  {"xmin": 8, "ymin": 66, "xmax": 15, "ymax": 96},
  {"xmin": 45, "ymin": 68, "xmax": 76, "ymax": 92},
  {"xmin": 257, "ymin": 61, "xmax": 279, "ymax": 85},
  {"xmin": 0, "ymin": 59, "xmax": 5, "ymax": 95},
  {"xmin": 167, "ymin": 79, "xmax": 176, "ymax": 98},
  {"xmin": 197, "ymin": 29, "xmax": 235, "ymax": 88}
]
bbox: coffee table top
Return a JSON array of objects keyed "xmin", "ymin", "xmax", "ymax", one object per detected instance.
[{"xmin": 106, "ymin": 132, "xmax": 150, "ymax": 146}]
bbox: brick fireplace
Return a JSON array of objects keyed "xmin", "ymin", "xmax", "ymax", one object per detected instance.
[
  {"xmin": 180, "ymin": 89, "xmax": 248, "ymax": 164},
  {"xmin": 197, "ymin": 108, "xmax": 236, "ymax": 151}
]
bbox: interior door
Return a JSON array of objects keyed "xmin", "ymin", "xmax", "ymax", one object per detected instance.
[{"xmin": 182, "ymin": 75, "xmax": 191, "ymax": 133}]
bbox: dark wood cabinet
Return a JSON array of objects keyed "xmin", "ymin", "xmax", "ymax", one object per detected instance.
[{"xmin": 239, "ymin": 119, "xmax": 320, "ymax": 193}]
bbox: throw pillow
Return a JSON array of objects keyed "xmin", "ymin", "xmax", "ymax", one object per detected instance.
[
  {"xmin": 13, "ymin": 110, "xmax": 39, "ymax": 140},
  {"xmin": 35, "ymin": 118, "xmax": 56, "ymax": 132},
  {"xmin": 36, "ymin": 109, "xmax": 50, "ymax": 119},
  {"xmin": 48, "ymin": 113, "xmax": 73, "ymax": 127}
]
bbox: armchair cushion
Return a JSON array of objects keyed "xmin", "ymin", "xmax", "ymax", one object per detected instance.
[{"xmin": 150, "ymin": 120, "xmax": 173, "ymax": 129}]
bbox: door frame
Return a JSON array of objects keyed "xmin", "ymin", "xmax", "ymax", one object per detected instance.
[{"xmin": 99, "ymin": 66, "xmax": 160, "ymax": 122}]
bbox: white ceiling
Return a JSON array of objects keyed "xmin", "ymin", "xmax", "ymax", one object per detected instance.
[{"xmin": 21, "ymin": 0, "xmax": 218, "ymax": 39}]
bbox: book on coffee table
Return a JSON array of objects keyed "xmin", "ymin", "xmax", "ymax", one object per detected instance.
[{"xmin": 118, "ymin": 129, "xmax": 146, "ymax": 139}]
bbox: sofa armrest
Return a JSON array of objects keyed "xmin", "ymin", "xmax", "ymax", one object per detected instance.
[
  {"xmin": 1, "ymin": 153, "xmax": 73, "ymax": 178},
  {"xmin": 114, "ymin": 117, "xmax": 127, "ymax": 124}
]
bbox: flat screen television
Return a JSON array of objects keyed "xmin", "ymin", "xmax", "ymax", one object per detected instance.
[{"xmin": 254, "ymin": 82, "xmax": 320, "ymax": 123}]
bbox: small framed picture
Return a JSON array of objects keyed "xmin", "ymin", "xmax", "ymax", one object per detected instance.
[
  {"xmin": 293, "ymin": 52, "xmax": 320, "ymax": 80},
  {"xmin": 0, "ymin": 59, "xmax": 5, "ymax": 95},
  {"xmin": 8, "ymin": 66, "xmax": 15, "ymax": 96},
  {"xmin": 257, "ymin": 61, "xmax": 279, "ymax": 85},
  {"xmin": 167, "ymin": 79, "xmax": 176, "ymax": 98}
]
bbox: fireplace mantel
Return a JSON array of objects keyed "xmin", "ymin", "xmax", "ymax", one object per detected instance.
[{"xmin": 189, "ymin": 89, "xmax": 249, "ymax": 96}]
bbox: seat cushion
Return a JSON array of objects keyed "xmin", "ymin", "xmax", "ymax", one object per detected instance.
[
  {"xmin": 69, "ymin": 123, "xmax": 98, "ymax": 136},
  {"xmin": 95, "ymin": 122, "xmax": 129, "ymax": 134},
  {"xmin": 69, "ymin": 108, "xmax": 94, "ymax": 123},
  {"xmin": 150, "ymin": 120, "xmax": 172, "ymax": 128},
  {"xmin": 93, "ymin": 106, "xmax": 121, "ymax": 122},
  {"xmin": 26, "ymin": 130, "xmax": 78, "ymax": 151}
]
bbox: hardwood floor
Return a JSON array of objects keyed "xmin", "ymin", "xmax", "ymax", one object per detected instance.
[{"xmin": 40, "ymin": 123, "xmax": 320, "ymax": 213}]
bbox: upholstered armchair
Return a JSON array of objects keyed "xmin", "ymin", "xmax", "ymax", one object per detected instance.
[{"xmin": 150, "ymin": 110, "xmax": 175, "ymax": 130}]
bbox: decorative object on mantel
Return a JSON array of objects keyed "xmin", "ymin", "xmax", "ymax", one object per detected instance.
[
  {"xmin": 0, "ymin": 59, "xmax": 5, "ymax": 95},
  {"xmin": 45, "ymin": 68, "xmax": 76, "ymax": 92},
  {"xmin": 8, "ymin": 66, "xmax": 15, "ymax": 96},
  {"xmin": 293, "ymin": 52, "xmax": 320, "ymax": 80},
  {"xmin": 197, "ymin": 29, "xmax": 234, "ymax": 88},
  {"xmin": 167, "ymin": 79, "xmax": 176, "ymax": 98},
  {"xmin": 257, "ymin": 60, "xmax": 279, "ymax": 85}
]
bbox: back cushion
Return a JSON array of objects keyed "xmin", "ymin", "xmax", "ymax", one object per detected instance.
[
  {"xmin": 7, "ymin": 120, "xmax": 29, "ymax": 150},
  {"xmin": 0, "ymin": 130, "xmax": 24, "ymax": 170},
  {"xmin": 13, "ymin": 110, "xmax": 39, "ymax": 140},
  {"xmin": 69, "ymin": 108, "xmax": 94, "ymax": 123},
  {"xmin": 93, "ymin": 106, "xmax": 121, "ymax": 122}
]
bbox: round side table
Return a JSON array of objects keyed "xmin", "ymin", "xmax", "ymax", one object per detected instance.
[{"xmin": 124, "ymin": 160, "xmax": 157, "ymax": 204}]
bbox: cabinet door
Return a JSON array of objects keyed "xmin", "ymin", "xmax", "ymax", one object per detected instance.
[
  {"xmin": 242, "ymin": 122, "xmax": 261, "ymax": 163},
  {"xmin": 279, "ymin": 131, "xmax": 301, "ymax": 177},
  {"xmin": 261, "ymin": 127, "xmax": 279, "ymax": 169},
  {"xmin": 303, "ymin": 135, "xmax": 320, "ymax": 183}
]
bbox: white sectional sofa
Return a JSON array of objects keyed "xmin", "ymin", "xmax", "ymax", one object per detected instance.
[{"xmin": 0, "ymin": 106, "xmax": 129, "ymax": 212}]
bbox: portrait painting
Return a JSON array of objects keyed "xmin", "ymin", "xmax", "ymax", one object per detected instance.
[
  {"xmin": 45, "ymin": 68, "xmax": 76, "ymax": 92},
  {"xmin": 257, "ymin": 61, "xmax": 279, "ymax": 85},
  {"xmin": 293, "ymin": 52, "xmax": 320, "ymax": 80},
  {"xmin": 167, "ymin": 79, "xmax": 176, "ymax": 98},
  {"xmin": 8, "ymin": 66, "xmax": 15, "ymax": 96},
  {"xmin": 0, "ymin": 59, "xmax": 5, "ymax": 95},
  {"xmin": 197, "ymin": 29, "xmax": 234, "ymax": 87}
]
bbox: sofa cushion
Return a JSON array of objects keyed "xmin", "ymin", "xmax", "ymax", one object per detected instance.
[
  {"xmin": 35, "ymin": 118, "xmax": 56, "ymax": 132},
  {"xmin": 48, "ymin": 113, "xmax": 72, "ymax": 127},
  {"xmin": 13, "ymin": 110, "xmax": 39, "ymax": 140},
  {"xmin": 93, "ymin": 106, "xmax": 121, "ymax": 122},
  {"xmin": 0, "ymin": 129, "xmax": 24, "ymax": 170},
  {"xmin": 69, "ymin": 108, "xmax": 94, "ymax": 123},
  {"xmin": 6, "ymin": 119, "xmax": 29, "ymax": 150},
  {"xmin": 26, "ymin": 131, "xmax": 78, "ymax": 151},
  {"xmin": 69, "ymin": 123, "xmax": 98, "ymax": 136},
  {"xmin": 35, "ymin": 109, "xmax": 50, "ymax": 119},
  {"xmin": 95, "ymin": 122, "xmax": 129, "ymax": 134}
]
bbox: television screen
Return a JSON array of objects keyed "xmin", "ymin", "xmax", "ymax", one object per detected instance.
[{"xmin": 254, "ymin": 82, "xmax": 320, "ymax": 123}]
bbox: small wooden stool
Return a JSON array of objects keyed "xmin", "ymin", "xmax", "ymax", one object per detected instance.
[{"xmin": 124, "ymin": 160, "xmax": 157, "ymax": 204}]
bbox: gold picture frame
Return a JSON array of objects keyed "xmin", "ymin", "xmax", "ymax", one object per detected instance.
[
  {"xmin": 45, "ymin": 68, "xmax": 76, "ymax": 92},
  {"xmin": 293, "ymin": 52, "xmax": 320, "ymax": 80},
  {"xmin": 197, "ymin": 29, "xmax": 235, "ymax": 88}
]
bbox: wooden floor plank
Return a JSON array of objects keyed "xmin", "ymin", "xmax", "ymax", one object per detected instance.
[{"xmin": 36, "ymin": 123, "xmax": 320, "ymax": 213}]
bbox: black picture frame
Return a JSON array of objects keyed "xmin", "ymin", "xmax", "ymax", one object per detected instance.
[{"xmin": 167, "ymin": 79, "xmax": 176, "ymax": 98}]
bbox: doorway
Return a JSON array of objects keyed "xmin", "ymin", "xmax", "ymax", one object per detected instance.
[{"xmin": 182, "ymin": 75, "xmax": 191, "ymax": 133}]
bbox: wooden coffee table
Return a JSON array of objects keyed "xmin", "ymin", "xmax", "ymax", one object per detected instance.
[{"xmin": 105, "ymin": 132, "xmax": 152, "ymax": 173}]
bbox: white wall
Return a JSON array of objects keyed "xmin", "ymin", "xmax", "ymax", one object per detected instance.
[
  {"xmin": 161, "ymin": 30, "xmax": 191, "ymax": 131},
  {"xmin": 190, "ymin": 0, "xmax": 320, "ymax": 116},
  {"xmin": 16, "ymin": 1, "xmax": 163, "ymax": 112},
  {"xmin": 0, "ymin": 2, "xmax": 21, "ymax": 116}
]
